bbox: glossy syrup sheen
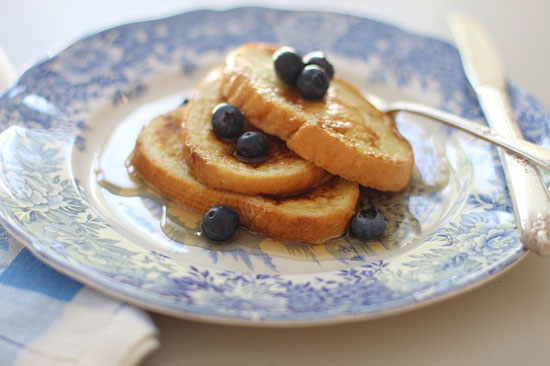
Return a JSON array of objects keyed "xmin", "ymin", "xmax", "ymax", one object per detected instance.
[
  {"xmin": 95, "ymin": 111, "xmax": 452, "ymax": 265},
  {"xmin": 209, "ymin": 127, "xmax": 297, "ymax": 168},
  {"xmin": 97, "ymin": 168, "xmax": 389, "ymax": 261},
  {"xmin": 233, "ymin": 45, "xmax": 411, "ymax": 158},
  {"xmin": 185, "ymin": 67, "xmax": 313, "ymax": 171}
]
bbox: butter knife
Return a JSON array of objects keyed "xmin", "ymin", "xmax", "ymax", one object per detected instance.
[{"xmin": 449, "ymin": 14, "xmax": 550, "ymax": 256}]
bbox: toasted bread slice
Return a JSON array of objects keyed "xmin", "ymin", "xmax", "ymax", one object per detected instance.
[
  {"xmin": 132, "ymin": 108, "xmax": 359, "ymax": 243},
  {"xmin": 222, "ymin": 43, "xmax": 414, "ymax": 191},
  {"xmin": 182, "ymin": 67, "xmax": 330, "ymax": 196}
]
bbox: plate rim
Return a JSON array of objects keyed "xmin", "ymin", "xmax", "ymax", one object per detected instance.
[
  {"xmin": 0, "ymin": 6, "xmax": 537, "ymax": 326},
  {"xmin": 0, "ymin": 214, "xmax": 529, "ymax": 327}
]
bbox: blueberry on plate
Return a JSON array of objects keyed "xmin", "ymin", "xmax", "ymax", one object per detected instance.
[
  {"xmin": 201, "ymin": 205, "xmax": 239, "ymax": 242},
  {"xmin": 211, "ymin": 103, "xmax": 245, "ymax": 140},
  {"xmin": 235, "ymin": 131, "xmax": 270, "ymax": 162},
  {"xmin": 349, "ymin": 208, "xmax": 386, "ymax": 240},
  {"xmin": 273, "ymin": 47, "xmax": 304, "ymax": 85},
  {"xmin": 296, "ymin": 65, "xmax": 330, "ymax": 100},
  {"xmin": 303, "ymin": 51, "xmax": 334, "ymax": 79}
]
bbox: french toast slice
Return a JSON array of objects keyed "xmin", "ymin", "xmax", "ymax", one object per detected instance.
[
  {"xmin": 222, "ymin": 43, "xmax": 414, "ymax": 191},
  {"xmin": 182, "ymin": 67, "xmax": 330, "ymax": 196},
  {"xmin": 132, "ymin": 108, "xmax": 359, "ymax": 243}
]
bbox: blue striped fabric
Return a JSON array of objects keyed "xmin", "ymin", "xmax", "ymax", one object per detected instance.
[
  {"xmin": 0, "ymin": 226, "xmax": 158, "ymax": 365},
  {"xmin": 0, "ymin": 227, "xmax": 79, "ymax": 364},
  {"xmin": 0, "ymin": 249, "xmax": 82, "ymax": 301}
]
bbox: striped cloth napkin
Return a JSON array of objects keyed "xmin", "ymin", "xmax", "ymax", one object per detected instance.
[
  {"xmin": 0, "ymin": 227, "xmax": 159, "ymax": 365},
  {"xmin": 0, "ymin": 48, "xmax": 159, "ymax": 366}
]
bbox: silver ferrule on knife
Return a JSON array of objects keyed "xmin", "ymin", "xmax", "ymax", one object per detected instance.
[{"xmin": 450, "ymin": 14, "xmax": 550, "ymax": 256}]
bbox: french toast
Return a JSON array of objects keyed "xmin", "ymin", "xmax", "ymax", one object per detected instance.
[
  {"xmin": 181, "ymin": 68, "xmax": 330, "ymax": 196},
  {"xmin": 131, "ymin": 108, "xmax": 360, "ymax": 243},
  {"xmin": 221, "ymin": 43, "xmax": 414, "ymax": 191}
]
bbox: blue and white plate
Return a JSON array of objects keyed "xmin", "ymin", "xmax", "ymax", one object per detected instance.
[{"xmin": 0, "ymin": 7, "xmax": 548, "ymax": 326}]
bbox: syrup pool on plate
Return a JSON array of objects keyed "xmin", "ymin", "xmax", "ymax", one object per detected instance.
[{"xmin": 94, "ymin": 99, "xmax": 459, "ymax": 270}]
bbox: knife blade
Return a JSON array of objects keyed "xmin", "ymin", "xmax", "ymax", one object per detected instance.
[{"xmin": 449, "ymin": 13, "xmax": 550, "ymax": 256}]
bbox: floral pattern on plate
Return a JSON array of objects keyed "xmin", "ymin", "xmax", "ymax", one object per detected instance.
[{"xmin": 0, "ymin": 7, "xmax": 548, "ymax": 325}]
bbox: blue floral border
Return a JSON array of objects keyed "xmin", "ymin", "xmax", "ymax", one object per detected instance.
[{"xmin": 0, "ymin": 7, "xmax": 547, "ymax": 325}]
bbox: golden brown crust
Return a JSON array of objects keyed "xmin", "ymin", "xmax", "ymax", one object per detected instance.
[
  {"xmin": 222, "ymin": 43, "xmax": 414, "ymax": 191},
  {"xmin": 181, "ymin": 67, "xmax": 330, "ymax": 195},
  {"xmin": 132, "ymin": 110, "xmax": 359, "ymax": 243},
  {"xmin": 287, "ymin": 120, "xmax": 413, "ymax": 191},
  {"xmin": 221, "ymin": 63, "xmax": 305, "ymax": 140}
]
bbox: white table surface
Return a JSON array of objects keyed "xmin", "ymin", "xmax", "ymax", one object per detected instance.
[{"xmin": 1, "ymin": 1, "xmax": 549, "ymax": 365}]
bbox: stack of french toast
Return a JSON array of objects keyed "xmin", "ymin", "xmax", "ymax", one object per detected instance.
[{"xmin": 132, "ymin": 43, "xmax": 414, "ymax": 244}]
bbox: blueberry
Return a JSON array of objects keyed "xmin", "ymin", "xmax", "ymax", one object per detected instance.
[
  {"xmin": 296, "ymin": 65, "xmax": 330, "ymax": 100},
  {"xmin": 349, "ymin": 209, "xmax": 386, "ymax": 240},
  {"xmin": 211, "ymin": 103, "xmax": 244, "ymax": 140},
  {"xmin": 201, "ymin": 205, "xmax": 239, "ymax": 242},
  {"xmin": 235, "ymin": 131, "xmax": 269, "ymax": 162},
  {"xmin": 273, "ymin": 47, "xmax": 304, "ymax": 85},
  {"xmin": 303, "ymin": 51, "xmax": 334, "ymax": 79}
]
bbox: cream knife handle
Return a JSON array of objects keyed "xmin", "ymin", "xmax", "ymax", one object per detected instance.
[{"xmin": 477, "ymin": 86, "xmax": 550, "ymax": 256}]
